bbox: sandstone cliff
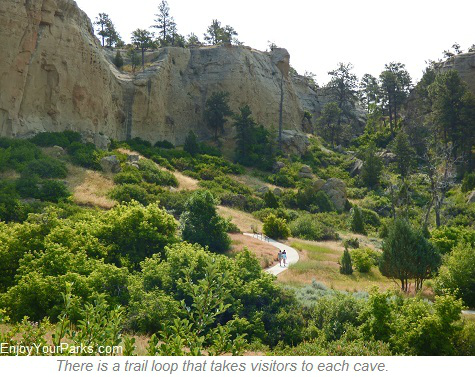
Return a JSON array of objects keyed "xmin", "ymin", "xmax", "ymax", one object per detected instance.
[
  {"xmin": 0, "ymin": 0, "xmax": 321, "ymax": 146},
  {"xmin": 436, "ymin": 51, "xmax": 475, "ymax": 93}
]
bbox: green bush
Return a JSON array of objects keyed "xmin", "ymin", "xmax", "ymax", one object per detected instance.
[
  {"xmin": 461, "ymin": 173, "xmax": 475, "ymax": 193},
  {"xmin": 154, "ymin": 140, "xmax": 174, "ymax": 149},
  {"xmin": 113, "ymin": 169, "xmax": 142, "ymax": 185},
  {"xmin": 38, "ymin": 180, "xmax": 70, "ymax": 203},
  {"xmin": 109, "ymin": 184, "xmax": 151, "ymax": 205},
  {"xmin": 350, "ymin": 248, "xmax": 379, "ymax": 273},
  {"xmin": 289, "ymin": 214, "xmax": 339, "ymax": 241},
  {"xmin": 435, "ymin": 242, "xmax": 475, "ymax": 307},
  {"xmin": 263, "ymin": 214, "xmax": 290, "ymax": 240},
  {"xmin": 67, "ymin": 142, "xmax": 101, "ymax": 170},
  {"xmin": 23, "ymin": 157, "xmax": 68, "ymax": 179},
  {"xmin": 137, "ymin": 159, "xmax": 178, "ymax": 187},
  {"xmin": 30, "ymin": 131, "xmax": 81, "ymax": 148}
]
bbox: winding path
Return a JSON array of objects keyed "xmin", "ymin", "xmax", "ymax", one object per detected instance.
[{"xmin": 243, "ymin": 233, "xmax": 299, "ymax": 276}]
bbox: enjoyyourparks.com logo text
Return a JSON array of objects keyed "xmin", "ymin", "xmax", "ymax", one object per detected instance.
[{"xmin": 1, "ymin": 343, "xmax": 122, "ymax": 356}]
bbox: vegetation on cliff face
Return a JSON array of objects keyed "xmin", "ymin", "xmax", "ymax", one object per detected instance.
[{"xmin": 2, "ymin": 1, "xmax": 475, "ymax": 355}]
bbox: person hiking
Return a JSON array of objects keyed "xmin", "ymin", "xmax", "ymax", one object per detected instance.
[
  {"xmin": 282, "ymin": 250, "xmax": 287, "ymax": 267},
  {"xmin": 278, "ymin": 250, "xmax": 283, "ymax": 267}
]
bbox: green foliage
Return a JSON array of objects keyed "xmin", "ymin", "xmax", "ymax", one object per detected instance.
[
  {"xmin": 289, "ymin": 214, "xmax": 339, "ymax": 241},
  {"xmin": 67, "ymin": 142, "xmax": 101, "ymax": 170},
  {"xmin": 380, "ymin": 218, "xmax": 441, "ymax": 291},
  {"xmin": 294, "ymin": 185, "xmax": 336, "ymax": 213},
  {"xmin": 137, "ymin": 159, "xmax": 178, "ymax": 187},
  {"xmin": 462, "ymin": 173, "xmax": 475, "ymax": 193},
  {"xmin": 392, "ymin": 131, "xmax": 414, "ymax": 179},
  {"xmin": 263, "ymin": 190, "xmax": 279, "ymax": 209},
  {"xmin": 113, "ymin": 169, "xmax": 142, "ymax": 185},
  {"xmin": 430, "ymin": 225, "xmax": 475, "ymax": 254},
  {"xmin": 263, "ymin": 214, "xmax": 290, "ymax": 240},
  {"xmin": 339, "ymin": 248, "xmax": 353, "ymax": 275},
  {"xmin": 30, "ymin": 131, "xmax": 81, "ymax": 148},
  {"xmin": 204, "ymin": 91, "xmax": 233, "ymax": 140},
  {"xmin": 351, "ymin": 248, "xmax": 380, "ymax": 273},
  {"xmin": 350, "ymin": 206, "xmax": 366, "ymax": 234},
  {"xmin": 233, "ymin": 105, "xmax": 275, "ymax": 170},
  {"xmin": 180, "ymin": 190, "xmax": 231, "ymax": 253},
  {"xmin": 113, "ymin": 50, "xmax": 124, "ymax": 69},
  {"xmin": 98, "ymin": 201, "xmax": 178, "ymax": 270},
  {"xmin": 109, "ymin": 184, "xmax": 151, "ymax": 205},
  {"xmin": 361, "ymin": 144, "xmax": 383, "ymax": 189},
  {"xmin": 183, "ymin": 131, "xmax": 199, "ymax": 156},
  {"xmin": 435, "ymin": 242, "xmax": 475, "ymax": 307},
  {"xmin": 23, "ymin": 157, "xmax": 68, "ymax": 179}
]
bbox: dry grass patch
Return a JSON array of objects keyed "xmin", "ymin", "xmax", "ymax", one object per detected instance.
[
  {"xmin": 217, "ymin": 206, "xmax": 262, "ymax": 234},
  {"xmin": 65, "ymin": 164, "xmax": 116, "ymax": 209},
  {"xmin": 228, "ymin": 233, "xmax": 278, "ymax": 268},
  {"xmin": 276, "ymin": 239, "xmax": 396, "ymax": 292},
  {"xmin": 173, "ymin": 171, "xmax": 199, "ymax": 191}
]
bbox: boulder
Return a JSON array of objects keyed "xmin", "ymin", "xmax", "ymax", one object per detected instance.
[
  {"xmin": 257, "ymin": 186, "xmax": 270, "ymax": 194},
  {"xmin": 298, "ymin": 164, "xmax": 313, "ymax": 179},
  {"xmin": 52, "ymin": 145, "xmax": 66, "ymax": 157},
  {"xmin": 377, "ymin": 150, "xmax": 396, "ymax": 164},
  {"xmin": 273, "ymin": 187, "xmax": 283, "ymax": 197},
  {"xmin": 100, "ymin": 155, "xmax": 121, "ymax": 173},
  {"xmin": 273, "ymin": 161, "xmax": 285, "ymax": 173},
  {"xmin": 350, "ymin": 159, "xmax": 363, "ymax": 177},
  {"xmin": 280, "ymin": 130, "xmax": 310, "ymax": 156},
  {"xmin": 127, "ymin": 154, "xmax": 140, "ymax": 163},
  {"xmin": 467, "ymin": 190, "xmax": 475, "ymax": 204},
  {"xmin": 313, "ymin": 178, "xmax": 326, "ymax": 191},
  {"xmin": 125, "ymin": 162, "xmax": 139, "ymax": 169},
  {"xmin": 94, "ymin": 133, "xmax": 111, "ymax": 150},
  {"xmin": 322, "ymin": 178, "xmax": 347, "ymax": 212}
]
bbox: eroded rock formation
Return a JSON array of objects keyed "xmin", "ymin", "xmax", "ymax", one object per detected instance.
[{"xmin": 0, "ymin": 0, "xmax": 322, "ymax": 147}]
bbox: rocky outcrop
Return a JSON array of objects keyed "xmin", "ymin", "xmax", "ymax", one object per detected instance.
[
  {"xmin": 279, "ymin": 130, "xmax": 310, "ymax": 155},
  {"xmin": 436, "ymin": 51, "xmax": 475, "ymax": 94},
  {"xmin": 0, "ymin": 0, "xmax": 126, "ymax": 141},
  {"xmin": 0, "ymin": 0, "xmax": 322, "ymax": 147},
  {"xmin": 100, "ymin": 155, "xmax": 121, "ymax": 173},
  {"xmin": 321, "ymin": 178, "xmax": 347, "ymax": 212}
]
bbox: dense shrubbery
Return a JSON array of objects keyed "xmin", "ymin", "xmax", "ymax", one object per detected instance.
[
  {"xmin": 30, "ymin": 131, "xmax": 82, "ymax": 148},
  {"xmin": 289, "ymin": 214, "xmax": 339, "ymax": 241},
  {"xmin": 263, "ymin": 214, "xmax": 291, "ymax": 240},
  {"xmin": 350, "ymin": 248, "xmax": 380, "ymax": 273},
  {"xmin": 180, "ymin": 190, "xmax": 231, "ymax": 253},
  {"xmin": 67, "ymin": 142, "xmax": 101, "ymax": 170}
]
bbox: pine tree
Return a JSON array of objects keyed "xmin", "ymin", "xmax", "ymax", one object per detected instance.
[
  {"xmin": 350, "ymin": 206, "xmax": 366, "ymax": 235},
  {"xmin": 340, "ymin": 248, "xmax": 353, "ymax": 275},
  {"xmin": 184, "ymin": 131, "xmax": 199, "ymax": 156},
  {"xmin": 113, "ymin": 51, "xmax": 124, "ymax": 69}
]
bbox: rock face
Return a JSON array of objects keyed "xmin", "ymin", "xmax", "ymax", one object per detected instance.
[
  {"xmin": 0, "ymin": 0, "xmax": 322, "ymax": 147},
  {"xmin": 321, "ymin": 178, "xmax": 347, "ymax": 212},
  {"xmin": 280, "ymin": 130, "xmax": 310, "ymax": 155},
  {"xmin": 100, "ymin": 155, "xmax": 121, "ymax": 173},
  {"xmin": 0, "ymin": 0, "xmax": 126, "ymax": 141},
  {"xmin": 436, "ymin": 51, "xmax": 475, "ymax": 94}
]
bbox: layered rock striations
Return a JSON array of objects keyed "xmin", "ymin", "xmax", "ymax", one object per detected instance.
[
  {"xmin": 0, "ymin": 0, "xmax": 322, "ymax": 146},
  {"xmin": 0, "ymin": 0, "xmax": 126, "ymax": 140}
]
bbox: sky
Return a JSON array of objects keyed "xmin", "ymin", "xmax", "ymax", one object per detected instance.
[{"xmin": 75, "ymin": 0, "xmax": 474, "ymax": 85}]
